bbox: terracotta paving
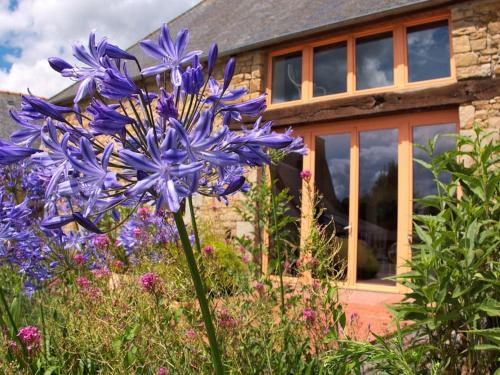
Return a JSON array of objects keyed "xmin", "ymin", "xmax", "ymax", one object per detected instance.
[{"xmin": 339, "ymin": 289, "xmax": 403, "ymax": 341}]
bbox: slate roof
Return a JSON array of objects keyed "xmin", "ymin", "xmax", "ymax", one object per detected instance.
[
  {"xmin": 50, "ymin": 0, "xmax": 450, "ymax": 104},
  {"xmin": 0, "ymin": 91, "xmax": 22, "ymax": 140}
]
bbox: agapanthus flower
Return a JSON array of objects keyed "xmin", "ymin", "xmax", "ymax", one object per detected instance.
[
  {"xmin": 0, "ymin": 140, "xmax": 38, "ymax": 165},
  {"xmin": 0, "ymin": 26, "xmax": 306, "ymax": 237},
  {"xmin": 140, "ymin": 24, "xmax": 202, "ymax": 85},
  {"xmin": 49, "ymin": 31, "xmax": 134, "ymax": 103}
]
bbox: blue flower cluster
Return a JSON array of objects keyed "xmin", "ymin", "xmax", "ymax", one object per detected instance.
[{"xmin": 0, "ymin": 24, "xmax": 306, "ymax": 235}]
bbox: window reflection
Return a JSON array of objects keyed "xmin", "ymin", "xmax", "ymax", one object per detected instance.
[
  {"xmin": 315, "ymin": 134, "xmax": 350, "ymax": 279},
  {"xmin": 356, "ymin": 32, "xmax": 394, "ymax": 90},
  {"xmin": 269, "ymin": 152, "xmax": 303, "ymax": 275},
  {"xmin": 413, "ymin": 123, "xmax": 456, "ymax": 214},
  {"xmin": 407, "ymin": 21, "xmax": 451, "ymax": 82},
  {"xmin": 271, "ymin": 52, "xmax": 302, "ymax": 103},
  {"xmin": 313, "ymin": 42, "xmax": 347, "ymax": 97},
  {"xmin": 357, "ymin": 129, "xmax": 398, "ymax": 285}
]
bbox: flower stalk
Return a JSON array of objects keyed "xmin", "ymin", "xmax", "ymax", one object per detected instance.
[{"xmin": 173, "ymin": 211, "xmax": 224, "ymax": 375}]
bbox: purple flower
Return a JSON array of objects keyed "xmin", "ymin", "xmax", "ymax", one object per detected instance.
[
  {"xmin": 20, "ymin": 95, "xmax": 72, "ymax": 123},
  {"xmin": 181, "ymin": 56, "xmax": 204, "ymax": 94},
  {"xmin": 99, "ymin": 61, "xmax": 140, "ymax": 100},
  {"xmin": 63, "ymin": 138, "xmax": 118, "ymax": 215},
  {"xmin": 207, "ymin": 43, "xmax": 218, "ymax": 76},
  {"xmin": 87, "ymin": 99, "xmax": 134, "ymax": 136},
  {"xmin": 49, "ymin": 32, "xmax": 134, "ymax": 102},
  {"xmin": 140, "ymin": 24, "xmax": 201, "ymax": 86},
  {"xmin": 119, "ymin": 129, "xmax": 203, "ymax": 212},
  {"xmin": 0, "ymin": 140, "xmax": 38, "ymax": 165}
]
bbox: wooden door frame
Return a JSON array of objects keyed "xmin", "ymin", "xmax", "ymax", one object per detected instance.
[{"xmin": 264, "ymin": 108, "xmax": 459, "ymax": 293}]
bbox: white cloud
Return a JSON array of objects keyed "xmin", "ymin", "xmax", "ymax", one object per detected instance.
[{"xmin": 0, "ymin": 0, "xmax": 200, "ymax": 97}]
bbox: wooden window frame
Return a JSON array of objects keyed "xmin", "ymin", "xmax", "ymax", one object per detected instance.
[
  {"xmin": 266, "ymin": 10, "xmax": 455, "ymax": 109},
  {"xmin": 264, "ymin": 109, "xmax": 459, "ymax": 293}
]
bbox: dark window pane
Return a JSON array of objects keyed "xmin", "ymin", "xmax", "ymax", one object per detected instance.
[
  {"xmin": 313, "ymin": 42, "xmax": 347, "ymax": 97},
  {"xmin": 356, "ymin": 32, "xmax": 394, "ymax": 90},
  {"xmin": 315, "ymin": 133, "xmax": 351, "ymax": 279},
  {"xmin": 407, "ymin": 21, "xmax": 451, "ymax": 82},
  {"xmin": 271, "ymin": 52, "xmax": 302, "ymax": 103},
  {"xmin": 269, "ymin": 152, "xmax": 303, "ymax": 276},
  {"xmin": 413, "ymin": 123, "xmax": 456, "ymax": 214},
  {"xmin": 357, "ymin": 129, "xmax": 398, "ymax": 285}
]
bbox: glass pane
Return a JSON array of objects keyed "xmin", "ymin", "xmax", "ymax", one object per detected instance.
[
  {"xmin": 413, "ymin": 123, "xmax": 456, "ymax": 214},
  {"xmin": 313, "ymin": 42, "xmax": 347, "ymax": 97},
  {"xmin": 356, "ymin": 32, "xmax": 394, "ymax": 90},
  {"xmin": 271, "ymin": 52, "xmax": 302, "ymax": 103},
  {"xmin": 357, "ymin": 129, "xmax": 398, "ymax": 285},
  {"xmin": 269, "ymin": 152, "xmax": 303, "ymax": 276},
  {"xmin": 407, "ymin": 21, "xmax": 451, "ymax": 82},
  {"xmin": 315, "ymin": 133, "xmax": 351, "ymax": 279}
]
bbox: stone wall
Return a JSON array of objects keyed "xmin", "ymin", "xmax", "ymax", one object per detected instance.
[{"xmin": 452, "ymin": 0, "xmax": 500, "ymax": 141}]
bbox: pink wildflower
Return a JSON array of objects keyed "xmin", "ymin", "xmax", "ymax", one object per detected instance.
[
  {"xmin": 300, "ymin": 170, "xmax": 311, "ymax": 180},
  {"xmin": 72, "ymin": 253, "xmax": 86, "ymax": 265},
  {"xmin": 253, "ymin": 280, "xmax": 265, "ymax": 294},
  {"xmin": 241, "ymin": 253, "xmax": 250, "ymax": 264},
  {"xmin": 93, "ymin": 234, "xmax": 110, "ymax": 249},
  {"xmin": 218, "ymin": 308, "xmax": 237, "ymax": 329},
  {"xmin": 157, "ymin": 367, "xmax": 167, "ymax": 375},
  {"xmin": 139, "ymin": 272, "xmax": 160, "ymax": 293},
  {"xmin": 133, "ymin": 227, "xmax": 143, "ymax": 238},
  {"xmin": 76, "ymin": 276, "xmax": 91, "ymax": 289},
  {"xmin": 17, "ymin": 326, "xmax": 41, "ymax": 355},
  {"xmin": 203, "ymin": 245, "xmax": 214, "ymax": 255},
  {"xmin": 138, "ymin": 206, "xmax": 150, "ymax": 220},
  {"xmin": 91, "ymin": 267, "xmax": 112, "ymax": 278},
  {"xmin": 113, "ymin": 259, "xmax": 125, "ymax": 269},
  {"xmin": 185, "ymin": 328, "xmax": 197, "ymax": 339},
  {"xmin": 303, "ymin": 308, "xmax": 316, "ymax": 324}
]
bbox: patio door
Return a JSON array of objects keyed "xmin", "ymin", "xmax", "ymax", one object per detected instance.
[{"xmin": 307, "ymin": 109, "xmax": 458, "ymax": 292}]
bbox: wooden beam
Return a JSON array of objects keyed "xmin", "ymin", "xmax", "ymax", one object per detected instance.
[{"xmin": 259, "ymin": 78, "xmax": 500, "ymax": 127}]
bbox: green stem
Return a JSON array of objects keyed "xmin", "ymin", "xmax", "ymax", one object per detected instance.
[
  {"xmin": 270, "ymin": 192, "xmax": 285, "ymax": 316},
  {"xmin": 173, "ymin": 211, "xmax": 224, "ymax": 375},
  {"xmin": 188, "ymin": 196, "xmax": 202, "ymax": 253}
]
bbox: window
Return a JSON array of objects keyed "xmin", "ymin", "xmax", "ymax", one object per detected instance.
[
  {"xmin": 407, "ymin": 21, "xmax": 451, "ymax": 82},
  {"xmin": 267, "ymin": 13, "xmax": 453, "ymax": 106},
  {"xmin": 356, "ymin": 32, "xmax": 394, "ymax": 90},
  {"xmin": 315, "ymin": 133, "xmax": 350, "ymax": 279},
  {"xmin": 313, "ymin": 42, "xmax": 347, "ymax": 96},
  {"xmin": 269, "ymin": 152, "xmax": 303, "ymax": 275},
  {"xmin": 271, "ymin": 52, "xmax": 302, "ymax": 103},
  {"xmin": 265, "ymin": 110, "xmax": 458, "ymax": 292},
  {"xmin": 412, "ymin": 123, "xmax": 456, "ymax": 214}
]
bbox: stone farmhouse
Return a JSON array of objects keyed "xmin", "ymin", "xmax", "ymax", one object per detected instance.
[{"xmin": 49, "ymin": 0, "xmax": 500, "ymax": 332}]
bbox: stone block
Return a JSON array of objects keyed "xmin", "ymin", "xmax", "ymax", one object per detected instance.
[
  {"xmin": 453, "ymin": 35, "xmax": 471, "ymax": 53},
  {"xmin": 488, "ymin": 21, "xmax": 500, "ymax": 34},
  {"xmin": 457, "ymin": 64, "xmax": 491, "ymax": 79},
  {"xmin": 455, "ymin": 52, "xmax": 478, "ymax": 67},
  {"xmin": 470, "ymin": 38, "xmax": 487, "ymax": 51},
  {"xmin": 459, "ymin": 105, "xmax": 475, "ymax": 129}
]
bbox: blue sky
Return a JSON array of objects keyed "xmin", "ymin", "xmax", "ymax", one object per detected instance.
[{"xmin": 0, "ymin": 0, "xmax": 200, "ymax": 96}]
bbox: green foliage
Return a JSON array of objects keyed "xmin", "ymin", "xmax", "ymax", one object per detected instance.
[{"xmin": 203, "ymin": 239, "xmax": 250, "ymax": 296}]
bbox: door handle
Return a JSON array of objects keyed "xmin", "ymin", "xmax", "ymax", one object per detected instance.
[{"xmin": 344, "ymin": 225, "xmax": 352, "ymax": 235}]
